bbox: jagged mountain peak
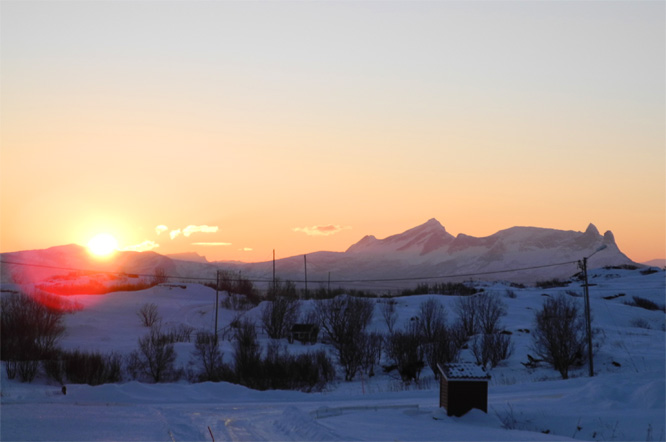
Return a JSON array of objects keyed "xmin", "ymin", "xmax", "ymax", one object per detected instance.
[
  {"xmin": 346, "ymin": 219, "xmax": 454, "ymax": 256},
  {"xmin": 585, "ymin": 223, "xmax": 600, "ymax": 236}
]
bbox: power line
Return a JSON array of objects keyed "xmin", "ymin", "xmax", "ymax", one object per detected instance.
[{"xmin": 0, "ymin": 257, "xmax": 578, "ymax": 285}]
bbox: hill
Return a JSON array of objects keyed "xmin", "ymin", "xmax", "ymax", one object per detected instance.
[{"xmin": 1, "ymin": 265, "xmax": 664, "ymax": 441}]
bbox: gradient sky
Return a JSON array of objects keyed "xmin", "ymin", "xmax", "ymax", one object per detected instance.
[{"xmin": 1, "ymin": 1, "xmax": 664, "ymax": 264}]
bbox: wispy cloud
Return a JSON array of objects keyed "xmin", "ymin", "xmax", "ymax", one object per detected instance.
[
  {"xmin": 168, "ymin": 225, "xmax": 219, "ymax": 240},
  {"xmin": 293, "ymin": 224, "xmax": 350, "ymax": 236},
  {"xmin": 155, "ymin": 225, "xmax": 168, "ymax": 235},
  {"xmin": 121, "ymin": 240, "xmax": 160, "ymax": 252},
  {"xmin": 191, "ymin": 242, "xmax": 231, "ymax": 246},
  {"xmin": 183, "ymin": 225, "xmax": 219, "ymax": 237},
  {"xmin": 239, "ymin": 247, "xmax": 253, "ymax": 252}
]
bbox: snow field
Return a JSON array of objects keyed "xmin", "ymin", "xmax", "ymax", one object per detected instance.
[{"xmin": 1, "ymin": 267, "xmax": 664, "ymax": 441}]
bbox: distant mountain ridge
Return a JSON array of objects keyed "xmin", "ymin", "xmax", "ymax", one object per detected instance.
[{"xmin": 0, "ymin": 219, "xmax": 639, "ymax": 288}]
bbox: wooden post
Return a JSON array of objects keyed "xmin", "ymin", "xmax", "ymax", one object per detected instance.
[
  {"xmin": 214, "ymin": 270, "xmax": 220, "ymax": 343},
  {"xmin": 581, "ymin": 257, "xmax": 594, "ymax": 377},
  {"xmin": 304, "ymin": 254, "xmax": 308, "ymax": 298}
]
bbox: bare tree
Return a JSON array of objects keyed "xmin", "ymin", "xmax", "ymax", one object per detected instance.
[
  {"xmin": 315, "ymin": 295, "xmax": 374, "ymax": 381},
  {"xmin": 477, "ymin": 293, "xmax": 507, "ymax": 334},
  {"xmin": 261, "ymin": 295, "xmax": 299, "ymax": 340},
  {"xmin": 137, "ymin": 303, "xmax": 161, "ymax": 327},
  {"xmin": 386, "ymin": 321, "xmax": 424, "ymax": 383},
  {"xmin": 455, "ymin": 295, "xmax": 480, "ymax": 337},
  {"xmin": 531, "ymin": 295, "xmax": 587, "ymax": 379},
  {"xmin": 127, "ymin": 325, "xmax": 178, "ymax": 382},
  {"xmin": 471, "ymin": 333, "xmax": 513, "ymax": 369},
  {"xmin": 233, "ymin": 319, "xmax": 261, "ymax": 386},
  {"xmin": 151, "ymin": 266, "xmax": 168, "ymax": 285},
  {"xmin": 381, "ymin": 299, "xmax": 398, "ymax": 334},
  {"xmin": 1, "ymin": 293, "xmax": 65, "ymax": 382},
  {"xmin": 192, "ymin": 331, "xmax": 226, "ymax": 382},
  {"xmin": 418, "ymin": 298, "xmax": 446, "ymax": 343}
]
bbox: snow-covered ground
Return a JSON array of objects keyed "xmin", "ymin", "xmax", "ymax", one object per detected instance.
[{"xmin": 1, "ymin": 267, "xmax": 664, "ymax": 441}]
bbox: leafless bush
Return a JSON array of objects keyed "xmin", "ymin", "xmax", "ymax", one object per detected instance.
[
  {"xmin": 1, "ymin": 293, "xmax": 65, "ymax": 382},
  {"xmin": 455, "ymin": 292, "xmax": 507, "ymax": 336},
  {"xmin": 471, "ymin": 333, "xmax": 513, "ymax": 369},
  {"xmin": 137, "ymin": 303, "xmax": 161, "ymax": 327},
  {"xmin": 261, "ymin": 295, "xmax": 300, "ymax": 339},
  {"xmin": 233, "ymin": 319, "xmax": 261, "ymax": 385},
  {"xmin": 192, "ymin": 330, "xmax": 227, "ymax": 382},
  {"xmin": 381, "ymin": 299, "xmax": 398, "ymax": 333},
  {"xmin": 532, "ymin": 295, "xmax": 587, "ymax": 379},
  {"xmin": 315, "ymin": 296, "xmax": 374, "ymax": 381},
  {"xmin": 418, "ymin": 299, "xmax": 446, "ymax": 342},
  {"xmin": 151, "ymin": 266, "xmax": 169, "ymax": 285},
  {"xmin": 45, "ymin": 350, "xmax": 122, "ymax": 385},
  {"xmin": 386, "ymin": 321, "xmax": 424, "ymax": 383},
  {"xmin": 127, "ymin": 325, "xmax": 180, "ymax": 383}
]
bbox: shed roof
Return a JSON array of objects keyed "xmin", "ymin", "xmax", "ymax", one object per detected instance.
[{"xmin": 438, "ymin": 363, "xmax": 490, "ymax": 381}]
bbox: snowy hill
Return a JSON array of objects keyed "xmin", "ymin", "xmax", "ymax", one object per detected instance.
[{"xmin": 1, "ymin": 266, "xmax": 664, "ymax": 441}]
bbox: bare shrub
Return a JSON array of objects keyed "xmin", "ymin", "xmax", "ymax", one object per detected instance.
[
  {"xmin": 455, "ymin": 293, "xmax": 507, "ymax": 337},
  {"xmin": 232, "ymin": 319, "xmax": 261, "ymax": 386},
  {"xmin": 192, "ymin": 331, "xmax": 228, "ymax": 382},
  {"xmin": 477, "ymin": 293, "xmax": 507, "ymax": 334},
  {"xmin": 1, "ymin": 293, "xmax": 65, "ymax": 382},
  {"xmin": 531, "ymin": 295, "xmax": 587, "ymax": 379},
  {"xmin": 137, "ymin": 303, "xmax": 161, "ymax": 327},
  {"xmin": 261, "ymin": 295, "xmax": 300, "ymax": 339},
  {"xmin": 46, "ymin": 350, "xmax": 122, "ymax": 385},
  {"xmin": 455, "ymin": 295, "xmax": 480, "ymax": 337},
  {"xmin": 386, "ymin": 321, "xmax": 424, "ymax": 383},
  {"xmin": 315, "ymin": 296, "xmax": 374, "ymax": 381},
  {"xmin": 127, "ymin": 325, "xmax": 179, "ymax": 383},
  {"xmin": 471, "ymin": 333, "xmax": 513, "ymax": 369},
  {"xmin": 151, "ymin": 266, "xmax": 169, "ymax": 285},
  {"xmin": 381, "ymin": 299, "xmax": 398, "ymax": 333}
]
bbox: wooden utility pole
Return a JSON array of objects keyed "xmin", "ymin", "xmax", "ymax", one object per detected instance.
[
  {"xmin": 579, "ymin": 257, "xmax": 594, "ymax": 377},
  {"xmin": 214, "ymin": 270, "xmax": 220, "ymax": 343},
  {"xmin": 304, "ymin": 254, "xmax": 308, "ymax": 298},
  {"xmin": 272, "ymin": 249, "xmax": 276, "ymax": 294}
]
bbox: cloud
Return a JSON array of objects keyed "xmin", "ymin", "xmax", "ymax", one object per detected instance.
[
  {"xmin": 183, "ymin": 225, "xmax": 219, "ymax": 237},
  {"xmin": 239, "ymin": 247, "xmax": 253, "ymax": 252},
  {"xmin": 293, "ymin": 224, "xmax": 350, "ymax": 236},
  {"xmin": 155, "ymin": 225, "xmax": 168, "ymax": 235},
  {"xmin": 121, "ymin": 240, "xmax": 160, "ymax": 252},
  {"xmin": 191, "ymin": 242, "xmax": 231, "ymax": 246},
  {"xmin": 170, "ymin": 229, "xmax": 181, "ymax": 240}
]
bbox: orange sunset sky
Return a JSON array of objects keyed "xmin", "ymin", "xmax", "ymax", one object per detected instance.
[{"xmin": 1, "ymin": 1, "xmax": 664, "ymax": 264}]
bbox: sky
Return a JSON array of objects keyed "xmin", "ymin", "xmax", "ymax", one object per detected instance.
[{"xmin": 1, "ymin": 0, "xmax": 664, "ymax": 264}]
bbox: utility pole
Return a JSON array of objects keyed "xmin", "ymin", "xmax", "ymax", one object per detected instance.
[
  {"xmin": 214, "ymin": 270, "xmax": 220, "ymax": 344},
  {"xmin": 272, "ymin": 249, "xmax": 276, "ymax": 294},
  {"xmin": 304, "ymin": 254, "xmax": 308, "ymax": 298},
  {"xmin": 578, "ymin": 244, "xmax": 606, "ymax": 378},
  {"xmin": 579, "ymin": 258, "xmax": 593, "ymax": 376}
]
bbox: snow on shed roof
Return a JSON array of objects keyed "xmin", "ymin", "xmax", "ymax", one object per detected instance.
[{"xmin": 438, "ymin": 363, "xmax": 490, "ymax": 381}]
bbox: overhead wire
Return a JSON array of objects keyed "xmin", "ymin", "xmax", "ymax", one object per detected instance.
[{"xmin": 0, "ymin": 257, "xmax": 579, "ymax": 285}]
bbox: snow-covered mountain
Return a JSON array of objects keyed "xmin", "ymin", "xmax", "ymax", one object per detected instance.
[
  {"xmin": 0, "ymin": 219, "xmax": 639, "ymax": 288},
  {"xmin": 230, "ymin": 219, "xmax": 637, "ymax": 287}
]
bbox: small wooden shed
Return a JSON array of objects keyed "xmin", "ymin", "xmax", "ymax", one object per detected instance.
[
  {"xmin": 438, "ymin": 363, "xmax": 490, "ymax": 417},
  {"xmin": 289, "ymin": 324, "xmax": 319, "ymax": 344}
]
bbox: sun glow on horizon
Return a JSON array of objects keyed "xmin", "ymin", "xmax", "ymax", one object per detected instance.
[{"xmin": 87, "ymin": 233, "xmax": 119, "ymax": 257}]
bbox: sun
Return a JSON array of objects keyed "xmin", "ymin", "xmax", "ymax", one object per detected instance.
[{"xmin": 87, "ymin": 233, "xmax": 119, "ymax": 257}]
